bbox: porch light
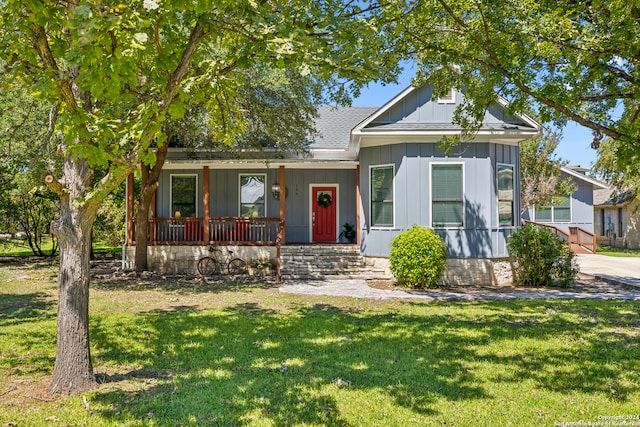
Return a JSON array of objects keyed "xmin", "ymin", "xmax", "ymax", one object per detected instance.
[{"xmin": 271, "ymin": 182, "xmax": 288, "ymax": 200}]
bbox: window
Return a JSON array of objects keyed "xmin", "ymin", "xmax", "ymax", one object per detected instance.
[
  {"xmin": 497, "ymin": 164, "xmax": 514, "ymax": 227},
  {"xmin": 239, "ymin": 174, "xmax": 265, "ymax": 217},
  {"xmin": 618, "ymin": 208, "xmax": 623, "ymax": 238},
  {"xmin": 432, "ymin": 164, "xmax": 463, "ymax": 227},
  {"xmin": 534, "ymin": 196, "xmax": 570, "ymax": 222},
  {"xmin": 370, "ymin": 165, "xmax": 394, "ymax": 227},
  {"xmin": 171, "ymin": 175, "xmax": 197, "ymax": 217},
  {"xmin": 436, "ymin": 88, "xmax": 456, "ymax": 104}
]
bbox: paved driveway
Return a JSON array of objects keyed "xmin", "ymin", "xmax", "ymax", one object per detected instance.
[{"xmin": 575, "ymin": 254, "xmax": 640, "ymax": 288}]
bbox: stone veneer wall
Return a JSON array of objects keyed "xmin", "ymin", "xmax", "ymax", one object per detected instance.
[
  {"xmin": 123, "ymin": 245, "xmax": 276, "ymax": 275},
  {"xmin": 365, "ymin": 257, "xmax": 513, "ymax": 286}
]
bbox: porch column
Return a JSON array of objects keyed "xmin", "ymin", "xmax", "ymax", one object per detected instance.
[
  {"xmin": 126, "ymin": 173, "xmax": 134, "ymax": 246},
  {"xmin": 279, "ymin": 165, "xmax": 286, "ymax": 244},
  {"xmin": 203, "ymin": 166, "xmax": 210, "ymax": 244},
  {"xmin": 356, "ymin": 164, "xmax": 361, "ymax": 246}
]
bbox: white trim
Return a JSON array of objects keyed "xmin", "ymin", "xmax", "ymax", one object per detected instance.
[
  {"xmin": 369, "ymin": 164, "xmax": 396, "ymax": 229},
  {"xmin": 560, "ymin": 166, "xmax": 608, "ymax": 189},
  {"xmin": 309, "ymin": 184, "xmax": 340, "ymax": 242},
  {"xmin": 163, "ymin": 159, "xmax": 359, "ymax": 170},
  {"xmin": 430, "ymin": 162, "xmax": 465, "ymax": 229},
  {"xmin": 496, "ymin": 163, "xmax": 516, "ymax": 228},
  {"xmin": 238, "ymin": 173, "xmax": 267, "ymax": 217},
  {"xmin": 170, "ymin": 174, "xmax": 199, "ymax": 217},
  {"xmin": 436, "ymin": 88, "xmax": 456, "ymax": 104}
]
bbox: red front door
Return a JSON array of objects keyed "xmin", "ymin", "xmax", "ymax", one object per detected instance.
[{"xmin": 312, "ymin": 186, "xmax": 337, "ymax": 242}]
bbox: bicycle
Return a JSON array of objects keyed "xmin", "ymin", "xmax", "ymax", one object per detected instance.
[{"xmin": 197, "ymin": 245, "xmax": 248, "ymax": 276}]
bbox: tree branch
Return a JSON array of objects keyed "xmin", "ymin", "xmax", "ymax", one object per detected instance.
[{"xmin": 45, "ymin": 175, "xmax": 66, "ymax": 196}]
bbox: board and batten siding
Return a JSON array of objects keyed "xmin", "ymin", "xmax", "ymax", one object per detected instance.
[
  {"xmin": 360, "ymin": 142, "xmax": 520, "ymax": 258},
  {"xmin": 157, "ymin": 167, "xmax": 358, "ymax": 243}
]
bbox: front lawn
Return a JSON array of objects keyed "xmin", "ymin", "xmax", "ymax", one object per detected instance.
[
  {"xmin": 597, "ymin": 245, "xmax": 640, "ymax": 257},
  {"xmin": 1, "ymin": 259, "xmax": 639, "ymax": 426}
]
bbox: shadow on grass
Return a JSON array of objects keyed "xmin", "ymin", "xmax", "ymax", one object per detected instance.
[
  {"xmin": 88, "ymin": 299, "xmax": 640, "ymax": 424},
  {"xmin": 92, "ymin": 275, "xmax": 278, "ymax": 294},
  {"xmin": 0, "ymin": 292, "xmax": 55, "ymax": 325}
]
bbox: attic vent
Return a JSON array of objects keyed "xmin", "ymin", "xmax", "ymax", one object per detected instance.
[{"xmin": 436, "ymin": 88, "xmax": 456, "ymax": 104}]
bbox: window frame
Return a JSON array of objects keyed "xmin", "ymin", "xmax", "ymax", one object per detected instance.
[
  {"xmin": 430, "ymin": 162, "xmax": 465, "ymax": 228},
  {"xmin": 496, "ymin": 163, "xmax": 516, "ymax": 227},
  {"xmin": 534, "ymin": 195, "xmax": 571, "ymax": 223},
  {"xmin": 170, "ymin": 174, "xmax": 198, "ymax": 217},
  {"xmin": 238, "ymin": 173, "xmax": 267, "ymax": 218},
  {"xmin": 436, "ymin": 88, "xmax": 456, "ymax": 104},
  {"xmin": 369, "ymin": 164, "xmax": 395, "ymax": 229}
]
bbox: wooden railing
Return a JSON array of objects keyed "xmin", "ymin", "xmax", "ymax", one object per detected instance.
[
  {"xmin": 569, "ymin": 226, "xmax": 597, "ymax": 254},
  {"xmin": 134, "ymin": 217, "xmax": 282, "ymax": 246},
  {"xmin": 522, "ymin": 220, "xmax": 596, "ymax": 253}
]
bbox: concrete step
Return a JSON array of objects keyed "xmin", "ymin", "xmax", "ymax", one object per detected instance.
[{"xmin": 280, "ymin": 244, "xmax": 387, "ymax": 279}]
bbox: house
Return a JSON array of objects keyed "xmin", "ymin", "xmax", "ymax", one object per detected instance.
[
  {"xmin": 123, "ymin": 84, "xmax": 543, "ymax": 281},
  {"xmin": 521, "ymin": 166, "xmax": 607, "ymax": 253},
  {"xmin": 594, "ymin": 187, "xmax": 640, "ymax": 249}
]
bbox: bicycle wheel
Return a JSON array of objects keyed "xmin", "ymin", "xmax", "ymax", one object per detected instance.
[
  {"xmin": 197, "ymin": 257, "xmax": 220, "ymax": 276},
  {"xmin": 227, "ymin": 258, "xmax": 248, "ymax": 275}
]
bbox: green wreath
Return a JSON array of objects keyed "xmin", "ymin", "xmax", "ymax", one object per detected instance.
[{"xmin": 317, "ymin": 192, "xmax": 332, "ymax": 208}]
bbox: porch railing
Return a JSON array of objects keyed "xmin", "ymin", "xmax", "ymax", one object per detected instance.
[
  {"xmin": 569, "ymin": 226, "xmax": 597, "ymax": 254},
  {"xmin": 134, "ymin": 217, "xmax": 282, "ymax": 246}
]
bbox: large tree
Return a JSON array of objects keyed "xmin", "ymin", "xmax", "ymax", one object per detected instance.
[
  {"xmin": 398, "ymin": 0, "xmax": 640, "ymax": 166},
  {"xmin": 0, "ymin": 1, "xmax": 399, "ymax": 394},
  {"xmin": 520, "ymin": 133, "xmax": 576, "ymax": 213}
]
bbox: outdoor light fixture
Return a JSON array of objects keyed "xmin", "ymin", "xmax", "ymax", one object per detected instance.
[{"xmin": 271, "ymin": 182, "xmax": 288, "ymax": 200}]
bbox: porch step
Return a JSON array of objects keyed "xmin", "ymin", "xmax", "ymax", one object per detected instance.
[
  {"xmin": 280, "ymin": 245, "xmax": 388, "ymax": 280},
  {"xmin": 570, "ymin": 244, "xmax": 595, "ymax": 254}
]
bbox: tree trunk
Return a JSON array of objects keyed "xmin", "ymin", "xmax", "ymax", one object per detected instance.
[
  {"xmin": 134, "ymin": 143, "xmax": 169, "ymax": 273},
  {"xmin": 49, "ymin": 155, "xmax": 99, "ymax": 395}
]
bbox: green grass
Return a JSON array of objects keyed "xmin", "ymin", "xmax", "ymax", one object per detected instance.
[
  {"xmin": 597, "ymin": 245, "xmax": 640, "ymax": 257},
  {"xmin": 0, "ymin": 237, "xmax": 121, "ymax": 257},
  {"xmin": 1, "ymin": 260, "xmax": 639, "ymax": 426}
]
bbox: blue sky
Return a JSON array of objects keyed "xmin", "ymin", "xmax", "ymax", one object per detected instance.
[{"xmin": 351, "ymin": 68, "xmax": 599, "ymax": 170}]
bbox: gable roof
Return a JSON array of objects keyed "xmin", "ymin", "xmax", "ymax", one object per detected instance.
[
  {"xmin": 352, "ymin": 85, "xmax": 542, "ymax": 145},
  {"xmin": 561, "ymin": 166, "xmax": 608, "ymax": 190}
]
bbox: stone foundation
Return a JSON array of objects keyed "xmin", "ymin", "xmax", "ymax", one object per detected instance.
[
  {"xmin": 364, "ymin": 257, "xmax": 513, "ymax": 286},
  {"xmin": 123, "ymin": 245, "xmax": 276, "ymax": 275}
]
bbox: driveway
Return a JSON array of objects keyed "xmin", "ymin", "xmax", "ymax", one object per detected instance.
[{"xmin": 575, "ymin": 254, "xmax": 640, "ymax": 288}]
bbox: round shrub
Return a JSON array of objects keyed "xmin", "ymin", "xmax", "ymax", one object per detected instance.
[
  {"xmin": 507, "ymin": 223, "xmax": 578, "ymax": 288},
  {"xmin": 389, "ymin": 225, "xmax": 447, "ymax": 289}
]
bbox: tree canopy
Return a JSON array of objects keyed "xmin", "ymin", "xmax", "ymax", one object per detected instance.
[
  {"xmin": 520, "ymin": 133, "xmax": 576, "ymax": 212},
  {"xmin": 398, "ymin": 0, "xmax": 639, "ymax": 172}
]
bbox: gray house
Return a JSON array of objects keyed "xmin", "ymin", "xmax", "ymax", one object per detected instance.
[
  {"xmin": 522, "ymin": 166, "xmax": 607, "ymax": 253},
  {"xmin": 124, "ymin": 84, "xmax": 542, "ymax": 277}
]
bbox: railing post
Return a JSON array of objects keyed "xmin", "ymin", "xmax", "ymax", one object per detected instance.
[
  {"xmin": 275, "ymin": 219, "xmax": 283, "ymax": 283},
  {"xmin": 203, "ymin": 166, "xmax": 210, "ymax": 245}
]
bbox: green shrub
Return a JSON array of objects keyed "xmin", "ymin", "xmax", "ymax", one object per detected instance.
[
  {"xmin": 389, "ymin": 225, "xmax": 447, "ymax": 289},
  {"xmin": 507, "ymin": 223, "xmax": 578, "ymax": 288}
]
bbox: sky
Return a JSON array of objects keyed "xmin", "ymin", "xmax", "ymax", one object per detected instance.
[{"xmin": 351, "ymin": 67, "xmax": 600, "ymax": 170}]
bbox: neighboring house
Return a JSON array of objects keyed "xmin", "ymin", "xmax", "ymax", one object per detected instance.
[
  {"xmin": 522, "ymin": 166, "xmax": 608, "ymax": 234},
  {"xmin": 521, "ymin": 166, "xmax": 607, "ymax": 253},
  {"xmin": 594, "ymin": 187, "xmax": 640, "ymax": 249},
  {"xmin": 123, "ymin": 84, "xmax": 542, "ymax": 276}
]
